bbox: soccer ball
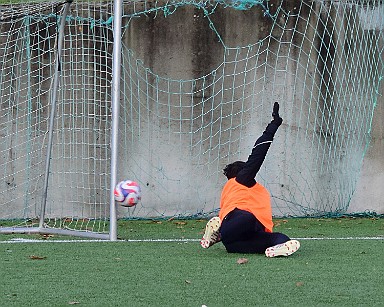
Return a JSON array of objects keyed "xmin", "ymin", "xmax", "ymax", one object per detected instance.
[{"xmin": 114, "ymin": 180, "xmax": 141, "ymax": 207}]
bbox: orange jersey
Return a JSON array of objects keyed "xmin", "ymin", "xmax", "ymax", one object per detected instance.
[{"xmin": 219, "ymin": 178, "xmax": 273, "ymax": 232}]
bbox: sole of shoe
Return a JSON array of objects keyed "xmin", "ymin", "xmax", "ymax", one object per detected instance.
[
  {"xmin": 200, "ymin": 216, "xmax": 221, "ymax": 249},
  {"xmin": 265, "ymin": 239, "xmax": 300, "ymax": 257}
]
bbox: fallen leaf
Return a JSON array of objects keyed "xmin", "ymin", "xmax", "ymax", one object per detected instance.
[
  {"xmin": 237, "ymin": 258, "xmax": 248, "ymax": 264},
  {"xmin": 29, "ymin": 255, "xmax": 46, "ymax": 260},
  {"xmin": 41, "ymin": 234, "xmax": 54, "ymax": 239},
  {"xmin": 174, "ymin": 221, "xmax": 187, "ymax": 225}
]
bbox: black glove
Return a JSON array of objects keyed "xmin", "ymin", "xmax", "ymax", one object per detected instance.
[{"xmin": 271, "ymin": 102, "xmax": 283, "ymax": 126}]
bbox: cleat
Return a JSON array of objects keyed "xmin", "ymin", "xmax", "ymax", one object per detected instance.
[
  {"xmin": 265, "ymin": 239, "xmax": 300, "ymax": 257},
  {"xmin": 200, "ymin": 217, "xmax": 221, "ymax": 248}
]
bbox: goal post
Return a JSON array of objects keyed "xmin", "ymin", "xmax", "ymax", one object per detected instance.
[
  {"xmin": 0, "ymin": 0, "xmax": 383, "ymax": 240},
  {"xmin": 0, "ymin": 0, "xmax": 124, "ymax": 240},
  {"xmin": 109, "ymin": 0, "xmax": 124, "ymax": 241},
  {"xmin": 38, "ymin": 0, "xmax": 73, "ymax": 230}
]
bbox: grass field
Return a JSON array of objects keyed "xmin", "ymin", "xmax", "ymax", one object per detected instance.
[{"xmin": 1, "ymin": 218, "xmax": 383, "ymax": 306}]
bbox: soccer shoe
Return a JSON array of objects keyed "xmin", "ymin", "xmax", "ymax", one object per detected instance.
[
  {"xmin": 265, "ymin": 240, "xmax": 300, "ymax": 257},
  {"xmin": 200, "ymin": 216, "xmax": 221, "ymax": 249}
]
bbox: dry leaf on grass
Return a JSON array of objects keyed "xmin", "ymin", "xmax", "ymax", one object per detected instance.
[
  {"xmin": 237, "ymin": 258, "xmax": 248, "ymax": 264},
  {"xmin": 174, "ymin": 221, "xmax": 187, "ymax": 225},
  {"xmin": 274, "ymin": 219, "xmax": 289, "ymax": 227},
  {"xmin": 41, "ymin": 234, "xmax": 54, "ymax": 239},
  {"xmin": 29, "ymin": 255, "xmax": 46, "ymax": 260}
]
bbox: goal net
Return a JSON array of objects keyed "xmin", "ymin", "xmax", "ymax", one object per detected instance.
[{"xmin": 0, "ymin": 0, "xmax": 383, "ymax": 239}]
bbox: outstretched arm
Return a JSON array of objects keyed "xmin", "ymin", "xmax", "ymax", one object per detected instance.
[{"xmin": 236, "ymin": 102, "xmax": 283, "ymax": 187}]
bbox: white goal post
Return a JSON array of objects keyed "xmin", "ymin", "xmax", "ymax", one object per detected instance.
[{"xmin": 0, "ymin": 0, "xmax": 124, "ymax": 240}]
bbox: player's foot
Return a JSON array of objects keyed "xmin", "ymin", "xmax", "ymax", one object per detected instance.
[
  {"xmin": 265, "ymin": 239, "xmax": 300, "ymax": 257},
  {"xmin": 200, "ymin": 216, "xmax": 221, "ymax": 248}
]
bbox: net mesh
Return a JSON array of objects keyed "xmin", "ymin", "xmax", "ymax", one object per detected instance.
[{"xmin": 0, "ymin": 0, "xmax": 383, "ymax": 235}]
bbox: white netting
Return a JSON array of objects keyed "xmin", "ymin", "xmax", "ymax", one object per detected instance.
[{"xmin": 0, "ymin": 0, "xmax": 383, "ymax": 237}]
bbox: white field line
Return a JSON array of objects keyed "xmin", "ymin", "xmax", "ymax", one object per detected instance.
[{"xmin": 0, "ymin": 236, "xmax": 383, "ymax": 243}]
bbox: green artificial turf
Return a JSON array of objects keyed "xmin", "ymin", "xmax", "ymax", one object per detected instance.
[{"xmin": 1, "ymin": 218, "xmax": 383, "ymax": 306}]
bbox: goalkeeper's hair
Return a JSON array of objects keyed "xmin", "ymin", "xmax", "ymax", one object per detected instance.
[{"xmin": 223, "ymin": 161, "xmax": 246, "ymax": 179}]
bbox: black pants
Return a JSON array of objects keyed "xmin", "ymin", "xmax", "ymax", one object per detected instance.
[{"xmin": 220, "ymin": 208, "xmax": 290, "ymax": 254}]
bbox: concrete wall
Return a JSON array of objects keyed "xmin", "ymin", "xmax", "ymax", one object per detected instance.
[
  {"xmin": 347, "ymin": 7, "xmax": 384, "ymax": 214},
  {"xmin": 348, "ymin": 83, "xmax": 384, "ymax": 214},
  {"xmin": 118, "ymin": 1, "xmax": 384, "ymax": 216}
]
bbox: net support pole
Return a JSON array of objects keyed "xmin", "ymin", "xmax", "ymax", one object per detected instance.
[
  {"xmin": 109, "ymin": 0, "xmax": 124, "ymax": 241},
  {"xmin": 39, "ymin": 0, "xmax": 73, "ymax": 229}
]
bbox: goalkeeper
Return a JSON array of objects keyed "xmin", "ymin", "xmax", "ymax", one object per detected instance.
[{"xmin": 200, "ymin": 102, "xmax": 300, "ymax": 257}]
